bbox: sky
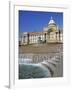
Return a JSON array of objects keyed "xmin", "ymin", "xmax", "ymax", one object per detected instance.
[{"xmin": 19, "ymin": 10, "xmax": 63, "ymax": 33}]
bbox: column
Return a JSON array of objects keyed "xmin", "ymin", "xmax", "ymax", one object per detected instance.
[
  {"xmin": 59, "ymin": 30, "xmax": 61, "ymax": 41},
  {"xmin": 56, "ymin": 32, "xmax": 58, "ymax": 40},
  {"xmin": 27, "ymin": 33, "xmax": 29, "ymax": 44},
  {"xmin": 44, "ymin": 33, "xmax": 46, "ymax": 43}
]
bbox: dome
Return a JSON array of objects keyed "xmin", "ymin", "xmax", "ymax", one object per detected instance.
[
  {"xmin": 43, "ymin": 16, "xmax": 57, "ymax": 32},
  {"xmin": 48, "ymin": 17, "xmax": 56, "ymax": 25}
]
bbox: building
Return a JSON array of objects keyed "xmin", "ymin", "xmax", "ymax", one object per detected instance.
[{"xmin": 19, "ymin": 17, "xmax": 63, "ymax": 45}]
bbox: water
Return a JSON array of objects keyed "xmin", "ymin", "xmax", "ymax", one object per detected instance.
[
  {"xmin": 19, "ymin": 58, "xmax": 32, "ymax": 64},
  {"xmin": 19, "ymin": 52, "xmax": 63, "ymax": 79},
  {"xmin": 19, "ymin": 63, "xmax": 51, "ymax": 79}
]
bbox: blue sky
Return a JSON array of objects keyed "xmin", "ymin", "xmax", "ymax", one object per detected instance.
[{"xmin": 19, "ymin": 10, "xmax": 63, "ymax": 32}]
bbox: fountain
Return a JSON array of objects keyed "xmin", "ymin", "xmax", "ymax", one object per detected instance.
[{"xmin": 19, "ymin": 51, "xmax": 63, "ymax": 79}]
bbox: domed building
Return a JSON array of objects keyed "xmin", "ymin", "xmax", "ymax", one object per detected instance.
[
  {"xmin": 44, "ymin": 16, "xmax": 58, "ymax": 33},
  {"xmin": 19, "ymin": 17, "xmax": 63, "ymax": 45}
]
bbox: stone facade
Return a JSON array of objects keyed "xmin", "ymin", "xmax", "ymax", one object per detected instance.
[{"xmin": 19, "ymin": 17, "xmax": 63, "ymax": 45}]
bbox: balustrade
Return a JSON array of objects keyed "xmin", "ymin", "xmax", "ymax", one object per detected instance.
[{"xmin": 19, "ymin": 51, "xmax": 62, "ymax": 64}]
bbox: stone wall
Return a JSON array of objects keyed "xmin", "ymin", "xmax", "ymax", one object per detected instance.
[{"xmin": 19, "ymin": 31, "xmax": 63, "ymax": 45}]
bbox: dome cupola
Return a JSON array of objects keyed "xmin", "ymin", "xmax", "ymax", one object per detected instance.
[{"xmin": 48, "ymin": 16, "xmax": 56, "ymax": 25}]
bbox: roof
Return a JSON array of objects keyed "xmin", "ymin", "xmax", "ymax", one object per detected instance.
[{"xmin": 48, "ymin": 16, "xmax": 56, "ymax": 25}]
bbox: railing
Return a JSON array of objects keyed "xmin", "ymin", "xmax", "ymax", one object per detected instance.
[{"xmin": 19, "ymin": 52, "xmax": 63, "ymax": 64}]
